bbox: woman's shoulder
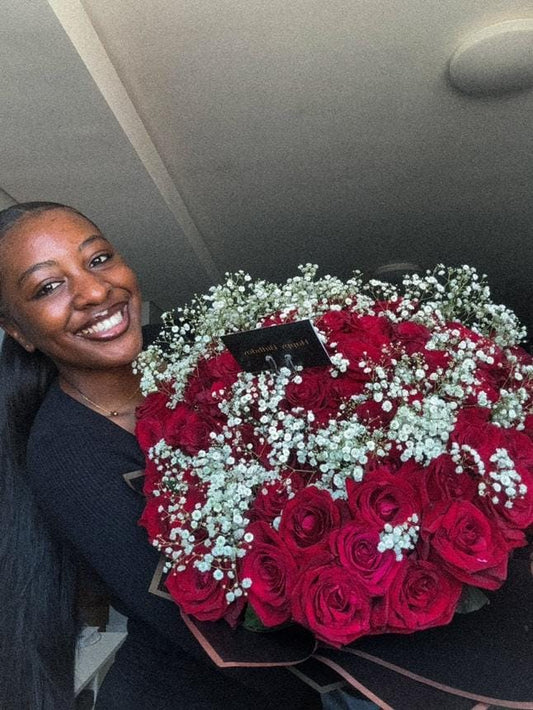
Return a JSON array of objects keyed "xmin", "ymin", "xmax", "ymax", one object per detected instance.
[
  {"xmin": 28, "ymin": 378, "xmax": 95, "ymax": 450},
  {"xmin": 27, "ymin": 379, "xmax": 143, "ymax": 494}
]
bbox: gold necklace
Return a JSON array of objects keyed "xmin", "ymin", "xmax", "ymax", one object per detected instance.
[{"xmin": 61, "ymin": 377, "xmax": 141, "ymax": 418}]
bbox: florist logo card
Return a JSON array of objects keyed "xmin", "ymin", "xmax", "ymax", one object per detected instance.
[{"xmin": 221, "ymin": 319, "xmax": 331, "ymax": 373}]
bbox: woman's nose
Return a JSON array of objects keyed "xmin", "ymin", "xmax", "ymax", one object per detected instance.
[{"xmin": 71, "ymin": 270, "xmax": 111, "ymax": 308}]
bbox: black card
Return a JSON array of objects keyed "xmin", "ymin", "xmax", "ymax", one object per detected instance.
[{"xmin": 221, "ymin": 319, "xmax": 331, "ymax": 373}]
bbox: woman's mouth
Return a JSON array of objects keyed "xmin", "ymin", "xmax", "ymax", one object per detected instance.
[{"xmin": 76, "ymin": 306, "xmax": 130, "ymax": 340}]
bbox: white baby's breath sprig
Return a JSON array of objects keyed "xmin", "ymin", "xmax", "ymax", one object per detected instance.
[
  {"xmin": 388, "ymin": 396, "xmax": 457, "ymax": 464},
  {"xmin": 486, "ymin": 448, "xmax": 526, "ymax": 507},
  {"xmin": 377, "ymin": 515, "xmax": 420, "ymax": 561}
]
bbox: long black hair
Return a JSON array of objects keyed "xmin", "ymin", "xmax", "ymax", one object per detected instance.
[{"xmin": 0, "ymin": 202, "xmax": 88, "ymax": 709}]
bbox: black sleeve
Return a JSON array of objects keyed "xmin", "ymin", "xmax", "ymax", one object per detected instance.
[{"xmin": 27, "ymin": 424, "xmax": 208, "ymax": 664}]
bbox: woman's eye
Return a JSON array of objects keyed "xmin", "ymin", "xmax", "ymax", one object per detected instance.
[
  {"xmin": 90, "ymin": 252, "xmax": 112, "ymax": 267},
  {"xmin": 34, "ymin": 281, "xmax": 61, "ymax": 299}
]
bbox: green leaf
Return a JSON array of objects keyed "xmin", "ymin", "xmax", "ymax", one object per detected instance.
[
  {"xmin": 455, "ymin": 585, "xmax": 490, "ymax": 614},
  {"xmin": 242, "ymin": 604, "xmax": 271, "ymax": 633},
  {"xmin": 242, "ymin": 604, "xmax": 292, "ymax": 633}
]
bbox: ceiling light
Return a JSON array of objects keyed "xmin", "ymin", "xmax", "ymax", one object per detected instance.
[
  {"xmin": 372, "ymin": 263, "xmax": 422, "ymax": 285},
  {"xmin": 374, "ymin": 262, "xmax": 422, "ymax": 276},
  {"xmin": 448, "ymin": 19, "xmax": 533, "ymax": 96}
]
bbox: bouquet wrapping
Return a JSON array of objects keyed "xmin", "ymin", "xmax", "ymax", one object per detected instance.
[{"xmin": 135, "ymin": 265, "xmax": 532, "ymax": 648}]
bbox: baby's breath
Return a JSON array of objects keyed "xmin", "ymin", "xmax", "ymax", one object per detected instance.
[{"xmin": 377, "ymin": 515, "xmax": 420, "ymax": 561}]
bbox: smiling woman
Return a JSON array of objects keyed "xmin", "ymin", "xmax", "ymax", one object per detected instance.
[
  {"xmin": 0, "ymin": 202, "xmax": 321, "ymax": 710},
  {"xmin": 0, "ymin": 207, "xmax": 144, "ymax": 428}
]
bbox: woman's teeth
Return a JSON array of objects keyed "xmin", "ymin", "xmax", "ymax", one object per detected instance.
[{"xmin": 79, "ymin": 310, "xmax": 124, "ymax": 336}]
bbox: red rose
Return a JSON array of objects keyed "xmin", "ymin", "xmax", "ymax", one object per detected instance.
[
  {"xmin": 346, "ymin": 467, "xmax": 420, "ymax": 529},
  {"xmin": 393, "ymin": 322, "xmax": 431, "ymax": 355},
  {"xmin": 423, "ymin": 348, "xmax": 450, "ymax": 375},
  {"xmin": 187, "ymin": 380, "xmax": 231, "ymax": 421},
  {"xmin": 180, "ymin": 477, "xmax": 208, "ymax": 541},
  {"xmin": 500, "ymin": 427, "xmax": 533, "ymax": 471},
  {"xmin": 163, "ymin": 404, "xmax": 216, "ymax": 455},
  {"xmin": 316, "ymin": 309, "xmax": 359, "ymax": 335},
  {"xmin": 524, "ymin": 414, "xmax": 533, "ymax": 442},
  {"xmin": 165, "ymin": 562, "xmax": 228, "ymax": 621},
  {"xmin": 278, "ymin": 487, "xmax": 342, "ymax": 557},
  {"xmin": 330, "ymin": 522, "xmax": 400, "ymax": 595},
  {"xmin": 184, "ymin": 352, "xmax": 239, "ymax": 413},
  {"xmin": 183, "ymin": 373, "xmax": 205, "ymax": 406},
  {"xmin": 240, "ymin": 522, "xmax": 297, "ymax": 626},
  {"xmin": 474, "ymin": 360, "xmax": 507, "ymax": 405},
  {"xmin": 201, "ymin": 350, "xmax": 241, "ymax": 383},
  {"xmin": 176, "ymin": 411, "xmax": 216, "ymax": 454},
  {"xmin": 368, "ymin": 595, "xmax": 390, "ymax": 633},
  {"xmin": 138, "ymin": 493, "xmax": 173, "ymax": 541},
  {"xmin": 421, "ymin": 500, "xmax": 509, "ymax": 590},
  {"xmin": 479, "ymin": 463, "xmax": 533, "ymax": 547},
  {"xmin": 250, "ymin": 473, "xmax": 306, "ymax": 524},
  {"xmin": 135, "ymin": 390, "xmax": 171, "ymax": 452},
  {"xmin": 390, "ymin": 320, "xmax": 450, "ymax": 375},
  {"xmin": 235, "ymin": 423, "xmax": 273, "ymax": 467},
  {"xmin": 355, "ymin": 399, "xmax": 397, "ymax": 428},
  {"xmin": 451, "ymin": 408, "xmax": 505, "ymax": 467},
  {"xmin": 419, "ymin": 454, "xmax": 478, "ymax": 505},
  {"xmin": 452, "ymin": 407, "xmax": 492, "ymax": 438},
  {"xmin": 291, "ymin": 561, "xmax": 371, "ymax": 646},
  {"xmin": 284, "ymin": 368, "xmax": 336, "ymax": 423},
  {"xmin": 508, "ymin": 345, "xmax": 533, "ymax": 366},
  {"xmin": 140, "ymin": 472, "xmax": 207, "ymax": 542},
  {"xmin": 386, "ymin": 559, "xmax": 463, "ymax": 632},
  {"xmin": 336, "ymin": 316, "xmax": 390, "ymax": 371},
  {"xmin": 141, "ymin": 458, "xmax": 160, "ymax": 495},
  {"xmin": 352, "ymin": 315, "xmax": 392, "ymax": 344},
  {"xmin": 332, "ymin": 372, "xmax": 369, "ymax": 400}
]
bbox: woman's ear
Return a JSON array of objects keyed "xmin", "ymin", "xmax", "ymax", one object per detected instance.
[{"xmin": 0, "ymin": 317, "xmax": 35, "ymax": 352}]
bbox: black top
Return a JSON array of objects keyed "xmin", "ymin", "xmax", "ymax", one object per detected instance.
[{"xmin": 27, "ymin": 380, "xmax": 320, "ymax": 709}]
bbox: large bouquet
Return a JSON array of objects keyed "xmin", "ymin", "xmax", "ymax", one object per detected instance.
[{"xmin": 134, "ymin": 265, "xmax": 532, "ymax": 648}]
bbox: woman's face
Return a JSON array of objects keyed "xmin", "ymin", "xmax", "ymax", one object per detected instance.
[{"xmin": 0, "ymin": 208, "xmax": 143, "ymax": 374}]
